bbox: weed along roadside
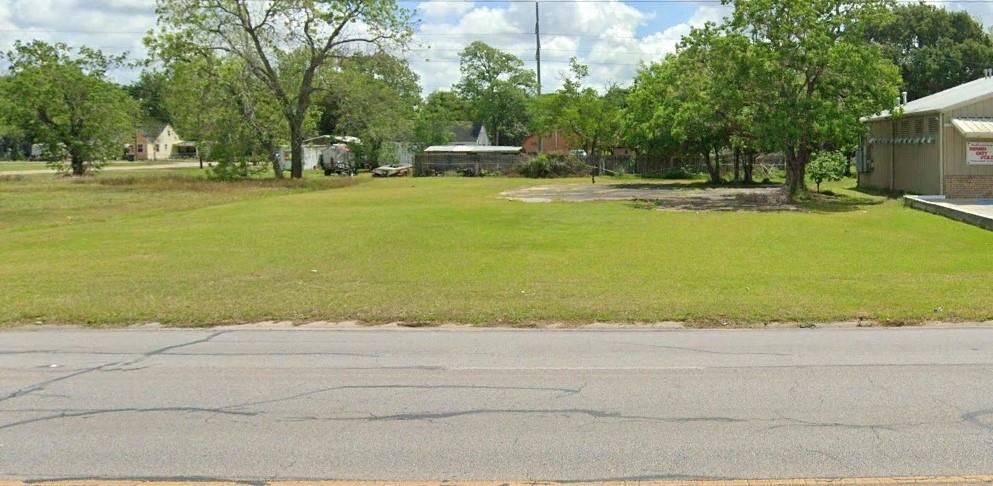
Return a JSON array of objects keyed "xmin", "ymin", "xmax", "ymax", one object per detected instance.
[{"xmin": 1, "ymin": 171, "xmax": 992, "ymax": 327}]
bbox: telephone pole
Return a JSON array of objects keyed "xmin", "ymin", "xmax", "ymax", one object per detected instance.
[{"xmin": 535, "ymin": 1, "xmax": 543, "ymax": 153}]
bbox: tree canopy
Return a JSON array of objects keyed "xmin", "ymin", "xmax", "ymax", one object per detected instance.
[
  {"xmin": 531, "ymin": 58, "xmax": 624, "ymax": 164},
  {"xmin": 149, "ymin": 0, "xmax": 413, "ymax": 178},
  {"xmin": 317, "ymin": 52, "xmax": 420, "ymax": 167},
  {"xmin": 455, "ymin": 41, "xmax": 536, "ymax": 145},
  {"xmin": 1, "ymin": 41, "xmax": 137, "ymax": 175},
  {"xmin": 865, "ymin": 2, "xmax": 993, "ymax": 100}
]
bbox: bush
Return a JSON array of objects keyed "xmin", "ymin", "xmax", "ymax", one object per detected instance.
[
  {"xmin": 207, "ymin": 156, "xmax": 267, "ymax": 181},
  {"xmin": 808, "ymin": 151, "xmax": 848, "ymax": 193},
  {"xmin": 515, "ymin": 154, "xmax": 588, "ymax": 178}
]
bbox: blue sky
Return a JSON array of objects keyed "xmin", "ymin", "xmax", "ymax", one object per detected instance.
[{"xmin": 2, "ymin": 0, "xmax": 993, "ymax": 93}]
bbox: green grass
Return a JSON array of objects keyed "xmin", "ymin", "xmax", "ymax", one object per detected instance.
[
  {"xmin": 0, "ymin": 159, "xmax": 195, "ymax": 172},
  {"xmin": 1, "ymin": 171, "xmax": 992, "ymax": 326}
]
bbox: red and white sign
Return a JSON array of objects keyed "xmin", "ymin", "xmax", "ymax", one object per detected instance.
[{"xmin": 967, "ymin": 142, "xmax": 993, "ymax": 165}]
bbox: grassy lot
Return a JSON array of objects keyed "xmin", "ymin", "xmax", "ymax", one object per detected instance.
[
  {"xmin": 0, "ymin": 160, "xmax": 196, "ymax": 172},
  {"xmin": 1, "ymin": 170, "xmax": 992, "ymax": 326}
]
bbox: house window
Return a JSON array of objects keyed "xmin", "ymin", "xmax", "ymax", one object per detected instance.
[
  {"xmin": 137, "ymin": 144, "xmax": 144, "ymax": 153},
  {"xmin": 155, "ymin": 144, "xmax": 160, "ymax": 152}
]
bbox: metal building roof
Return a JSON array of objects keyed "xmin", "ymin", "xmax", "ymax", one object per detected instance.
[
  {"xmin": 951, "ymin": 118, "xmax": 993, "ymax": 138},
  {"xmin": 423, "ymin": 145, "xmax": 522, "ymax": 154},
  {"xmin": 865, "ymin": 76, "xmax": 993, "ymax": 121}
]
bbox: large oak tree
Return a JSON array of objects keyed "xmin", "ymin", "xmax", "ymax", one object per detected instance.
[{"xmin": 150, "ymin": 0, "xmax": 412, "ymax": 178}]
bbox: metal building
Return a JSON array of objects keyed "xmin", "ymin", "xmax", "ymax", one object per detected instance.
[{"xmin": 860, "ymin": 73, "xmax": 993, "ymax": 197}]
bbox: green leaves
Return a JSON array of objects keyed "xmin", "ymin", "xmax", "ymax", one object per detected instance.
[
  {"xmin": 808, "ymin": 151, "xmax": 848, "ymax": 192},
  {"xmin": 455, "ymin": 41, "xmax": 537, "ymax": 145},
  {"xmin": 148, "ymin": 0, "xmax": 413, "ymax": 177},
  {"xmin": 864, "ymin": 2, "xmax": 993, "ymax": 99},
  {"xmin": 531, "ymin": 59, "xmax": 623, "ymax": 160},
  {"xmin": 1, "ymin": 41, "xmax": 138, "ymax": 175}
]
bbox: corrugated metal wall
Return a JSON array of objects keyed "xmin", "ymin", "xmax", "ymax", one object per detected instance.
[
  {"xmin": 860, "ymin": 115, "xmax": 940, "ymax": 194},
  {"xmin": 943, "ymin": 98, "xmax": 993, "ymax": 178},
  {"xmin": 861, "ymin": 120, "xmax": 893, "ymax": 191}
]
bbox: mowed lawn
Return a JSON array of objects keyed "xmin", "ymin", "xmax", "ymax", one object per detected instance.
[{"xmin": 1, "ymin": 169, "xmax": 992, "ymax": 326}]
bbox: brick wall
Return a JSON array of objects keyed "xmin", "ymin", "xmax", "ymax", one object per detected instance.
[{"xmin": 945, "ymin": 175, "xmax": 993, "ymax": 197}]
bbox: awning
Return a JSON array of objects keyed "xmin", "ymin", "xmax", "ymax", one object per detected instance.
[
  {"xmin": 952, "ymin": 118, "xmax": 993, "ymax": 138},
  {"xmin": 423, "ymin": 145, "xmax": 523, "ymax": 154}
]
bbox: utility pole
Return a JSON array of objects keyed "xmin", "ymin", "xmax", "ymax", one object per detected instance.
[{"xmin": 535, "ymin": 1, "xmax": 543, "ymax": 153}]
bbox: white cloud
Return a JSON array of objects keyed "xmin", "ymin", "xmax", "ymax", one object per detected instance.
[
  {"xmin": 408, "ymin": 0, "xmax": 733, "ymax": 94},
  {"xmin": 3, "ymin": 0, "xmax": 992, "ymax": 94},
  {"xmin": 415, "ymin": 1, "xmax": 476, "ymax": 20},
  {"xmin": 0, "ymin": 0, "xmax": 155, "ymax": 82}
]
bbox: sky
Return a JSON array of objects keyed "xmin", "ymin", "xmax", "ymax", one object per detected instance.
[{"xmin": 2, "ymin": 0, "xmax": 993, "ymax": 94}]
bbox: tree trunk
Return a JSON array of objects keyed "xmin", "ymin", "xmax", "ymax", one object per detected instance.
[
  {"xmin": 70, "ymin": 153, "xmax": 84, "ymax": 176},
  {"xmin": 733, "ymin": 147, "xmax": 741, "ymax": 183},
  {"xmin": 705, "ymin": 148, "xmax": 721, "ymax": 184},
  {"xmin": 744, "ymin": 152, "xmax": 754, "ymax": 184},
  {"xmin": 271, "ymin": 155, "xmax": 283, "ymax": 179},
  {"xmin": 785, "ymin": 145, "xmax": 810, "ymax": 197},
  {"xmin": 289, "ymin": 119, "xmax": 304, "ymax": 179}
]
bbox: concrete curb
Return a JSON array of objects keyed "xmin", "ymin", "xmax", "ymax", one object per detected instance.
[
  {"xmin": 904, "ymin": 195, "xmax": 993, "ymax": 231},
  {"xmin": 8, "ymin": 478, "xmax": 993, "ymax": 486}
]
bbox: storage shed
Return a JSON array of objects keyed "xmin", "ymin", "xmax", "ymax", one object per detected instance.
[
  {"xmin": 860, "ymin": 74, "xmax": 993, "ymax": 197},
  {"xmin": 415, "ymin": 145, "xmax": 524, "ymax": 176}
]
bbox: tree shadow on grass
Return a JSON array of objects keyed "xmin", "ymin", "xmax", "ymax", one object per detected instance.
[
  {"xmin": 796, "ymin": 188, "xmax": 886, "ymax": 213},
  {"xmin": 606, "ymin": 181, "xmax": 782, "ymax": 191}
]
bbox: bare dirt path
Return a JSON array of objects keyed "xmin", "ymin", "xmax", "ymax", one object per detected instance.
[{"xmin": 502, "ymin": 182, "xmax": 796, "ymax": 211}]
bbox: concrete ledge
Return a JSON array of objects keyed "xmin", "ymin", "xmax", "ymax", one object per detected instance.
[{"xmin": 904, "ymin": 195, "xmax": 993, "ymax": 231}]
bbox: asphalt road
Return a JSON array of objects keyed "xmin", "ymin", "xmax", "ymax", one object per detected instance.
[{"xmin": 1, "ymin": 327, "xmax": 992, "ymax": 482}]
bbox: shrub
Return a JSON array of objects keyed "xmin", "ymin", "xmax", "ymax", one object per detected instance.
[
  {"xmin": 207, "ymin": 156, "xmax": 267, "ymax": 181},
  {"xmin": 515, "ymin": 154, "xmax": 588, "ymax": 178},
  {"xmin": 808, "ymin": 151, "xmax": 848, "ymax": 193}
]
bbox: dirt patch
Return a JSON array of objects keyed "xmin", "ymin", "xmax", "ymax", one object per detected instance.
[{"xmin": 502, "ymin": 183, "xmax": 797, "ymax": 211}]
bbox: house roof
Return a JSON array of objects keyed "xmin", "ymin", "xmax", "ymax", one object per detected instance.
[
  {"xmin": 866, "ymin": 76, "xmax": 993, "ymax": 121},
  {"xmin": 140, "ymin": 121, "xmax": 169, "ymax": 139},
  {"xmin": 424, "ymin": 145, "xmax": 522, "ymax": 154},
  {"xmin": 952, "ymin": 118, "xmax": 993, "ymax": 138},
  {"xmin": 303, "ymin": 135, "xmax": 361, "ymax": 146},
  {"xmin": 450, "ymin": 121, "xmax": 484, "ymax": 143}
]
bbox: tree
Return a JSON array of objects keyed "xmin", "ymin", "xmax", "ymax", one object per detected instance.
[
  {"xmin": 317, "ymin": 53, "xmax": 420, "ymax": 166},
  {"xmin": 729, "ymin": 0, "xmax": 902, "ymax": 196},
  {"xmin": 808, "ymin": 151, "xmax": 848, "ymax": 193},
  {"xmin": 150, "ymin": 0, "xmax": 412, "ymax": 178},
  {"xmin": 127, "ymin": 70, "xmax": 171, "ymax": 123},
  {"xmin": 866, "ymin": 3, "xmax": 993, "ymax": 100},
  {"xmin": 412, "ymin": 91, "xmax": 468, "ymax": 149},
  {"xmin": 1, "ymin": 41, "xmax": 137, "ymax": 176},
  {"xmin": 530, "ymin": 59, "xmax": 623, "ymax": 167},
  {"xmin": 622, "ymin": 26, "xmax": 748, "ymax": 184},
  {"xmin": 455, "ymin": 41, "xmax": 536, "ymax": 145},
  {"xmin": 164, "ymin": 53, "xmax": 288, "ymax": 175},
  {"xmin": 622, "ymin": 62, "xmax": 681, "ymax": 160}
]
